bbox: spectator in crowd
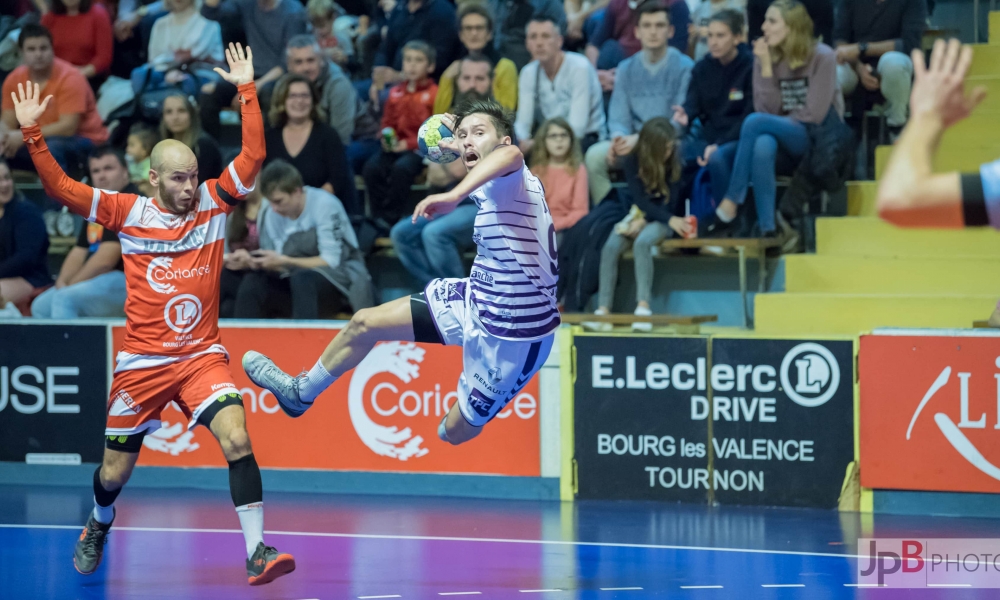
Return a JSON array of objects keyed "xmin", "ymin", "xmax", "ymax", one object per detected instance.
[
  {"xmin": 565, "ymin": 0, "xmax": 610, "ymax": 46},
  {"xmin": 306, "ymin": 0, "xmax": 355, "ymax": 68},
  {"xmin": 265, "ymin": 73, "xmax": 359, "ymax": 216},
  {"xmin": 530, "ymin": 117, "xmax": 588, "ymax": 240},
  {"xmin": 586, "ymin": 0, "xmax": 690, "ymax": 93},
  {"xmin": 363, "ymin": 41, "xmax": 436, "ymax": 227},
  {"xmin": 584, "ymin": 1, "xmax": 691, "ymax": 202},
  {"xmin": 590, "ymin": 117, "xmax": 690, "ymax": 330},
  {"xmin": 0, "ymin": 158, "xmax": 49, "ymax": 311},
  {"xmin": 234, "ymin": 160, "xmax": 374, "ymax": 319},
  {"xmin": 158, "ymin": 93, "xmax": 223, "ymax": 180},
  {"xmin": 221, "ymin": 177, "xmax": 265, "ymax": 318},
  {"xmin": 137, "ymin": 0, "xmax": 224, "ymax": 95},
  {"xmin": 434, "ymin": 3, "xmax": 518, "ymax": 113},
  {"xmin": 369, "ymin": 0, "xmax": 458, "ymax": 100},
  {"xmin": 31, "ymin": 147, "xmax": 130, "ymax": 319},
  {"xmin": 260, "ymin": 35, "xmax": 358, "ymax": 146},
  {"xmin": 834, "ymin": 0, "xmax": 924, "ymax": 136},
  {"xmin": 389, "ymin": 51, "xmax": 499, "ymax": 287},
  {"xmin": 707, "ymin": 0, "xmax": 841, "ymax": 237},
  {"xmin": 0, "ymin": 25, "xmax": 109, "ymax": 173},
  {"xmin": 200, "ymin": 0, "xmax": 309, "ymax": 138},
  {"xmin": 489, "ymin": 0, "xmax": 566, "ymax": 70},
  {"xmin": 748, "ymin": 0, "xmax": 831, "ymax": 45},
  {"xmin": 673, "ymin": 9, "xmax": 752, "ymax": 204},
  {"xmin": 515, "ymin": 16, "xmax": 606, "ymax": 154},
  {"xmin": 111, "ymin": 1, "xmax": 168, "ymax": 79},
  {"xmin": 357, "ymin": 0, "xmax": 396, "ymax": 78},
  {"xmin": 41, "ymin": 0, "xmax": 114, "ymax": 85},
  {"xmin": 125, "ymin": 123, "xmax": 157, "ymax": 195},
  {"xmin": 689, "ymin": 0, "xmax": 745, "ymax": 60}
]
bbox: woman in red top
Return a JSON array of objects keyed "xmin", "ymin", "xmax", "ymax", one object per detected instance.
[{"xmin": 41, "ymin": 0, "xmax": 114, "ymax": 83}]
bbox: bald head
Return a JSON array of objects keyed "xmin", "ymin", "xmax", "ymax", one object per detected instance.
[
  {"xmin": 150, "ymin": 139, "xmax": 197, "ymax": 173},
  {"xmin": 149, "ymin": 139, "xmax": 200, "ymax": 214}
]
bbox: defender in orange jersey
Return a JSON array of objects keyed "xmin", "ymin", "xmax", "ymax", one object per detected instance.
[{"xmin": 11, "ymin": 43, "xmax": 295, "ymax": 586}]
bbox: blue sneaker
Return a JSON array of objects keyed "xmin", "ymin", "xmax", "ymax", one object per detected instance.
[{"xmin": 242, "ymin": 351, "xmax": 310, "ymax": 417}]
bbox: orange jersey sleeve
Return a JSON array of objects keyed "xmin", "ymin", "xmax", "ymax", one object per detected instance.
[
  {"xmin": 22, "ymin": 123, "xmax": 133, "ymax": 230},
  {"xmin": 208, "ymin": 82, "xmax": 265, "ymax": 213}
]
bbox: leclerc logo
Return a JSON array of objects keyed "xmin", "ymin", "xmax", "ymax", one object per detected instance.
[
  {"xmin": 146, "ymin": 256, "xmax": 212, "ymax": 295},
  {"xmin": 348, "ymin": 341, "xmax": 432, "ymax": 461},
  {"xmin": 780, "ymin": 343, "xmax": 840, "ymax": 408},
  {"xmin": 164, "ymin": 294, "xmax": 203, "ymax": 334}
]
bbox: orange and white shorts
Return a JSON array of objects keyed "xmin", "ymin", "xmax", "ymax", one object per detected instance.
[{"xmin": 105, "ymin": 352, "xmax": 242, "ymax": 438}]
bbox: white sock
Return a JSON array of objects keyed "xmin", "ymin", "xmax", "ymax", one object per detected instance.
[
  {"xmin": 716, "ymin": 206, "xmax": 735, "ymax": 223},
  {"xmin": 297, "ymin": 360, "xmax": 335, "ymax": 403},
  {"xmin": 92, "ymin": 499, "xmax": 114, "ymax": 525},
  {"xmin": 236, "ymin": 502, "xmax": 264, "ymax": 559}
]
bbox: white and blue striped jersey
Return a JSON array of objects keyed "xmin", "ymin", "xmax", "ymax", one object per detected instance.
[{"xmin": 467, "ymin": 162, "xmax": 560, "ymax": 341}]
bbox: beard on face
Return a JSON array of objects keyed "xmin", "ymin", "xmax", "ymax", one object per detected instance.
[{"xmin": 451, "ymin": 88, "xmax": 493, "ymax": 111}]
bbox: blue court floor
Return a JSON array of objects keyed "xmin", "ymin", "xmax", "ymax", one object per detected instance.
[{"xmin": 2, "ymin": 484, "xmax": 999, "ymax": 599}]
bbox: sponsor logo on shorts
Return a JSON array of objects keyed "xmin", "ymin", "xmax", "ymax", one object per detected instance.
[
  {"xmin": 468, "ymin": 389, "xmax": 497, "ymax": 418},
  {"xmin": 488, "ymin": 367, "xmax": 502, "ymax": 384},
  {"xmin": 473, "ymin": 372, "xmax": 506, "ymax": 396},
  {"xmin": 109, "ymin": 389, "xmax": 141, "ymax": 416},
  {"xmin": 471, "ymin": 269, "xmax": 494, "ymax": 285},
  {"xmin": 211, "ymin": 383, "xmax": 235, "ymax": 391},
  {"xmin": 146, "ymin": 256, "xmax": 212, "ymax": 295}
]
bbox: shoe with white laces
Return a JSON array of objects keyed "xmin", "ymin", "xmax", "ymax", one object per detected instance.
[{"xmin": 242, "ymin": 351, "xmax": 311, "ymax": 418}]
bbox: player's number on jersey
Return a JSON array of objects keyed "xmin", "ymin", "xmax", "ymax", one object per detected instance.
[{"xmin": 547, "ymin": 223, "xmax": 559, "ymax": 277}]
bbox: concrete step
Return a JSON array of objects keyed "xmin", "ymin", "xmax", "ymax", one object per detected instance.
[
  {"xmin": 755, "ymin": 292, "xmax": 995, "ymax": 335},
  {"xmin": 783, "ymin": 254, "xmax": 1000, "ymax": 294},
  {"xmin": 815, "ymin": 216, "xmax": 1000, "ymax": 258}
]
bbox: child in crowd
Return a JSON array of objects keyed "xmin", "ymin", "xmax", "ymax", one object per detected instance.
[
  {"xmin": 306, "ymin": 0, "xmax": 354, "ymax": 67},
  {"xmin": 530, "ymin": 117, "xmax": 589, "ymax": 242},
  {"xmin": 589, "ymin": 117, "xmax": 692, "ymax": 331},
  {"xmin": 361, "ymin": 41, "xmax": 437, "ymax": 229},
  {"xmin": 126, "ymin": 124, "xmax": 158, "ymax": 196}
]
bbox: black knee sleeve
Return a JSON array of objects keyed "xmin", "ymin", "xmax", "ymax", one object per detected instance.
[
  {"xmin": 228, "ymin": 453, "xmax": 263, "ymax": 508},
  {"xmin": 410, "ymin": 293, "xmax": 443, "ymax": 344},
  {"xmin": 93, "ymin": 466, "xmax": 122, "ymax": 508}
]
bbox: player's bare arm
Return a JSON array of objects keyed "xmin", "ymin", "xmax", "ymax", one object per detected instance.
[{"xmin": 876, "ymin": 39, "xmax": 987, "ymax": 228}]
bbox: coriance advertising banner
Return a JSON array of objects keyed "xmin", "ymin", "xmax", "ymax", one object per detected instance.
[
  {"xmin": 573, "ymin": 335, "xmax": 854, "ymax": 507},
  {"xmin": 860, "ymin": 332, "xmax": 1000, "ymax": 494},
  {"xmin": 113, "ymin": 326, "xmax": 541, "ymax": 476}
]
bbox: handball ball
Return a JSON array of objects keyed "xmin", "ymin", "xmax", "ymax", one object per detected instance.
[{"xmin": 417, "ymin": 114, "xmax": 460, "ymax": 164}]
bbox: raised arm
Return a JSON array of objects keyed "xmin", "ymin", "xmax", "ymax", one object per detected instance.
[
  {"xmin": 877, "ymin": 40, "xmax": 988, "ymax": 228},
  {"xmin": 13, "ymin": 82, "xmax": 101, "ymax": 220},
  {"xmin": 212, "ymin": 43, "xmax": 265, "ymax": 205}
]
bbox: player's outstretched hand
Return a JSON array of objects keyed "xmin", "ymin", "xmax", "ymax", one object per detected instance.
[
  {"xmin": 438, "ymin": 113, "xmax": 461, "ymax": 155},
  {"xmin": 11, "ymin": 82, "xmax": 52, "ymax": 128},
  {"xmin": 910, "ymin": 39, "xmax": 986, "ymax": 129},
  {"xmin": 413, "ymin": 190, "xmax": 462, "ymax": 222},
  {"xmin": 214, "ymin": 43, "xmax": 254, "ymax": 87}
]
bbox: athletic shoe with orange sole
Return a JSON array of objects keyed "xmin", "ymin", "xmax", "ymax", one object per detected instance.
[
  {"xmin": 73, "ymin": 510, "xmax": 114, "ymax": 575},
  {"xmin": 246, "ymin": 541, "xmax": 296, "ymax": 586}
]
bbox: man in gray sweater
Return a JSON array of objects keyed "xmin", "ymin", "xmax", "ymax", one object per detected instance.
[
  {"xmin": 234, "ymin": 161, "xmax": 374, "ymax": 319},
  {"xmin": 260, "ymin": 35, "xmax": 358, "ymax": 144},
  {"xmin": 583, "ymin": 2, "xmax": 692, "ymax": 203}
]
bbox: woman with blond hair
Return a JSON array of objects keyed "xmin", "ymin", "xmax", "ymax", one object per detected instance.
[
  {"xmin": 588, "ymin": 117, "xmax": 693, "ymax": 331},
  {"xmin": 706, "ymin": 0, "xmax": 842, "ymax": 238}
]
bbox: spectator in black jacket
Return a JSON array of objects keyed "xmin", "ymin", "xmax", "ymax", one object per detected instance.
[
  {"xmin": 0, "ymin": 159, "xmax": 49, "ymax": 310},
  {"xmin": 834, "ymin": 0, "xmax": 925, "ymax": 131},
  {"xmin": 672, "ymin": 9, "xmax": 753, "ymax": 204},
  {"xmin": 368, "ymin": 0, "xmax": 459, "ymax": 101}
]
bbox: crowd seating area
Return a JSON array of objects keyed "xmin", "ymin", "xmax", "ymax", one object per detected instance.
[{"xmin": 0, "ymin": 0, "xmax": 995, "ymax": 335}]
